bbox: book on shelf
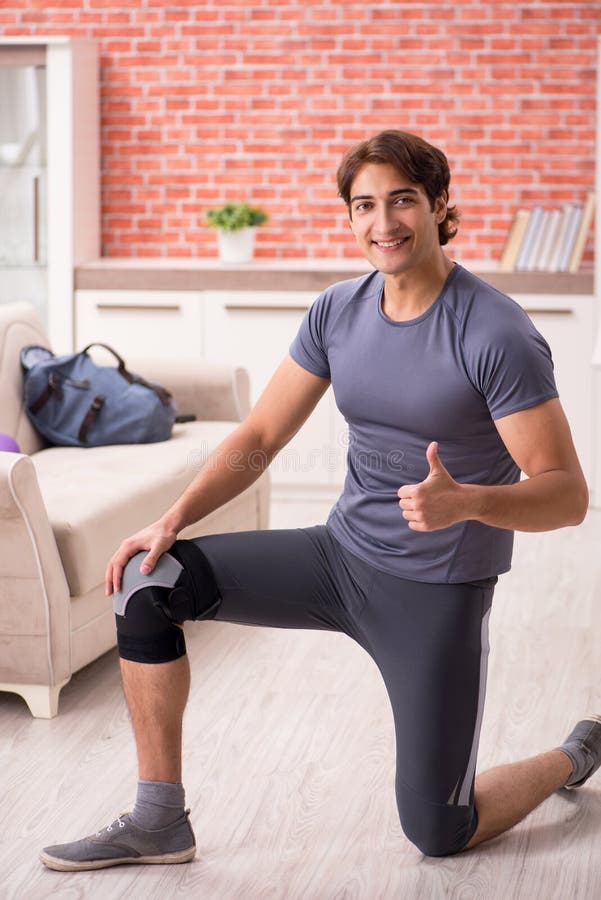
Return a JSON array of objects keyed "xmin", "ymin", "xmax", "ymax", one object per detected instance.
[
  {"xmin": 499, "ymin": 193, "xmax": 594, "ymax": 273},
  {"xmin": 515, "ymin": 205, "xmax": 544, "ymax": 272},
  {"xmin": 499, "ymin": 209, "xmax": 530, "ymax": 272},
  {"xmin": 537, "ymin": 208, "xmax": 562, "ymax": 272},
  {"xmin": 546, "ymin": 204, "xmax": 573, "ymax": 273},
  {"xmin": 557, "ymin": 206, "xmax": 583, "ymax": 272},
  {"xmin": 526, "ymin": 208, "xmax": 552, "ymax": 272},
  {"xmin": 567, "ymin": 192, "xmax": 595, "ymax": 273}
]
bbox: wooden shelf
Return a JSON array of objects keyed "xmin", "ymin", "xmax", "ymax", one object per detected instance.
[
  {"xmin": 473, "ymin": 270, "xmax": 593, "ymax": 295},
  {"xmin": 75, "ymin": 258, "xmax": 594, "ymax": 296}
]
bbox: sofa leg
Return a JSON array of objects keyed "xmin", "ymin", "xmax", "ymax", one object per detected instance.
[{"xmin": 0, "ymin": 679, "xmax": 71, "ymax": 718}]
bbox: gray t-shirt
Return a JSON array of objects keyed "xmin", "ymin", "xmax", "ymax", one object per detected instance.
[{"xmin": 289, "ymin": 264, "xmax": 558, "ymax": 583}]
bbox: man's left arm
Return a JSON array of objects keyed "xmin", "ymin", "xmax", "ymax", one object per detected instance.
[{"xmin": 398, "ymin": 398, "xmax": 589, "ymax": 532}]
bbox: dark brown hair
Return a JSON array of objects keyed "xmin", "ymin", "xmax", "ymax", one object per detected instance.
[{"xmin": 336, "ymin": 130, "xmax": 460, "ymax": 245}]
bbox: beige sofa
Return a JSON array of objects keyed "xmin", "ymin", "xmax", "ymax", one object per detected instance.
[{"xmin": 0, "ymin": 302, "xmax": 270, "ymax": 718}]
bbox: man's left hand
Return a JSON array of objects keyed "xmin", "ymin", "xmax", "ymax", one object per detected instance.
[{"xmin": 397, "ymin": 441, "xmax": 466, "ymax": 531}]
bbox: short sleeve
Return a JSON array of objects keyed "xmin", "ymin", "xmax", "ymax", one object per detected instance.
[
  {"xmin": 465, "ymin": 302, "xmax": 558, "ymax": 420},
  {"xmin": 289, "ymin": 291, "xmax": 331, "ymax": 379}
]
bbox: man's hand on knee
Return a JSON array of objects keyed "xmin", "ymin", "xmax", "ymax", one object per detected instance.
[{"xmin": 105, "ymin": 519, "xmax": 179, "ymax": 596}]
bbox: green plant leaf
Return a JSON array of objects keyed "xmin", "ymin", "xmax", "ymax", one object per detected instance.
[{"xmin": 205, "ymin": 202, "xmax": 268, "ymax": 231}]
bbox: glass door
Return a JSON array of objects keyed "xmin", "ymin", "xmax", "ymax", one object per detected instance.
[{"xmin": 0, "ymin": 61, "xmax": 47, "ymax": 320}]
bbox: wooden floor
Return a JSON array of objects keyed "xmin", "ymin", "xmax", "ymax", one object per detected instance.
[{"xmin": 2, "ymin": 501, "xmax": 601, "ymax": 900}]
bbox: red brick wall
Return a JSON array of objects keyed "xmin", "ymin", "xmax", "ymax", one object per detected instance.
[{"xmin": 3, "ymin": 1, "xmax": 599, "ymax": 265}]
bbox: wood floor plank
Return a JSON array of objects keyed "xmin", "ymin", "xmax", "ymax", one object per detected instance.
[{"xmin": 1, "ymin": 506, "xmax": 600, "ymax": 899}]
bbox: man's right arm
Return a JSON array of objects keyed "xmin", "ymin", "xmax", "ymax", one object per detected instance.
[
  {"xmin": 106, "ymin": 355, "xmax": 330, "ymax": 594},
  {"xmin": 164, "ymin": 354, "xmax": 330, "ymax": 532}
]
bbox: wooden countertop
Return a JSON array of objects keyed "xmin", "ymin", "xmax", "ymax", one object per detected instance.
[{"xmin": 75, "ymin": 258, "xmax": 594, "ymax": 296}]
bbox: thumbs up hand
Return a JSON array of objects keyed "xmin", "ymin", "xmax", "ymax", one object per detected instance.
[{"xmin": 397, "ymin": 441, "xmax": 466, "ymax": 532}]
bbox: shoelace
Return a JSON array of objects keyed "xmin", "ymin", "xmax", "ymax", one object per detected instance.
[{"xmin": 96, "ymin": 815, "xmax": 127, "ymax": 837}]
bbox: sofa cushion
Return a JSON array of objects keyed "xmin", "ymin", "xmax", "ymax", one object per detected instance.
[{"xmin": 31, "ymin": 421, "xmax": 239, "ymax": 596}]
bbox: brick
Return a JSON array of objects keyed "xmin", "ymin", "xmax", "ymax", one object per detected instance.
[{"xmin": 137, "ymin": 217, "xmax": 163, "ymax": 229}]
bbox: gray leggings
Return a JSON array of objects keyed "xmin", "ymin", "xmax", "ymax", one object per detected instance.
[{"xmin": 185, "ymin": 524, "xmax": 496, "ymax": 857}]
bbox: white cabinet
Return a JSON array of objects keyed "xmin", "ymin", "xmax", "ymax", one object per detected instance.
[
  {"xmin": 516, "ymin": 293, "xmax": 594, "ymax": 491},
  {"xmin": 75, "ymin": 290, "xmax": 203, "ymax": 360},
  {"xmin": 75, "ymin": 288, "xmax": 347, "ymax": 494},
  {"xmin": 0, "ymin": 38, "xmax": 99, "ymax": 352},
  {"xmin": 203, "ymin": 291, "xmax": 348, "ymax": 493},
  {"xmin": 74, "ymin": 286, "xmax": 594, "ymax": 499}
]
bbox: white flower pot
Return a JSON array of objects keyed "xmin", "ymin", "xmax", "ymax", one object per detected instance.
[{"xmin": 217, "ymin": 227, "xmax": 256, "ymax": 264}]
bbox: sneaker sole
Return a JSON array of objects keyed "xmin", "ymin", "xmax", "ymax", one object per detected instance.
[
  {"xmin": 564, "ymin": 714, "xmax": 601, "ymax": 790},
  {"xmin": 39, "ymin": 845, "xmax": 196, "ymax": 872}
]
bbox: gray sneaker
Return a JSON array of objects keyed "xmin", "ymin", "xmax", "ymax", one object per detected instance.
[
  {"xmin": 40, "ymin": 810, "xmax": 196, "ymax": 871},
  {"xmin": 564, "ymin": 715, "xmax": 601, "ymax": 789}
]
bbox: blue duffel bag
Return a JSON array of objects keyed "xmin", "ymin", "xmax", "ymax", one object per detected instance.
[{"xmin": 21, "ymin": 342, "xmax": 176, "ymax": 447}]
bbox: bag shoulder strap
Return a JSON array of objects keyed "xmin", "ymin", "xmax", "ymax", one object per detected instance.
[
  {"xmin": 80, "ymin": 342, "xmax": 127, "ymax": 370},
  {"xmin": 80, "ymin": 342, "xmax": 172, "ymax": 406}
]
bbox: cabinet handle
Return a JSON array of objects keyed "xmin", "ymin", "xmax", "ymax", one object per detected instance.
[
  {"xmin": 224, "ymin": 304, "xmax": 309, "ymax": 312},
  {"xmin": 523, "ymin": 309, "xmax": 573, "ymax": 315},
  {"xmin": 96, "ymin": 303, "xmax": 182, "ymax": 312}
]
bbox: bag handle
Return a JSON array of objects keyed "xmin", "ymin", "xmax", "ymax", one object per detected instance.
[
  {"xmin": 80, "ymin": 343, "xmax": 173, "ymax": 406},
  {"xmin": 81, "ymin": 342, "xmax": 128, "ymax": 371}
]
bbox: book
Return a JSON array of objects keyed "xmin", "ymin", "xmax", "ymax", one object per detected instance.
[
  {"xmin": 515, "ymin": 205, "xmax": 544, "ymax": 271},
  {"xmin": 499, "ymin": 209, "xmax": 530, "ymax": 272},
  {"xmin": 567, "ymin": 192, "xmax": 595, "ymax": 273},
  {"xmin": 557, "ymin": 205, "xmax": 584, "ymax": 272},
  {"xmin": 537, "ymin": 209, "xmax": 562, "ymax": 271},
  {"xmin": 546, "ymin": 204, "xmax": 573, "ymax": 272},
  {"xmin": 526, "ymin": 208, "xmax": 552, "ymax": 272}
]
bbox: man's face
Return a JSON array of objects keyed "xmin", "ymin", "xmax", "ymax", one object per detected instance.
[{"xmin": 347, "ymin": 162, "xmax": 447, "ymax": 276}]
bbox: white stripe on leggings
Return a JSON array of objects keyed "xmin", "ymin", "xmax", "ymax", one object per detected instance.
[{"xmin": 457, "ymin": 606, "xmax": 492, "ymax": 806}]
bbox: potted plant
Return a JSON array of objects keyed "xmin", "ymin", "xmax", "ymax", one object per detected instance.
[{"xmin": 205, "ymin": 202, "xmax": 268, "ymax": 264}]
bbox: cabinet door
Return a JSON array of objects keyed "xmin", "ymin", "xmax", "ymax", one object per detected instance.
[
  {"xmin": 203, "ymin": 291, "xmax": 348, "ymax": 489},
  {"xmin": 75, "ymin": 290, "xmax": 203, "ymax": 359},
  {"xmin": 516, "ymin": 293, "xmax": 594, "ymax": 488}
]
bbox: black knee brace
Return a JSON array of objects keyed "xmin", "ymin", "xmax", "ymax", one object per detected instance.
[{"xmin": 113, "ymin": 540, "xmax": 222, "ymax": 664}]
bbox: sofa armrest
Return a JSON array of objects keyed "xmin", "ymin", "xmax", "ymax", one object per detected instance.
[
  {"xmin": 0, "ymin": 453, "xmax": 70, "ymax": 687},
  {"xmin": 126, "ymin": 358, "xmax": 251, "ymax": 422}
]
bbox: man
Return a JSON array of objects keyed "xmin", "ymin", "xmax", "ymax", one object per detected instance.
[{"xmin": 41, "ymin": 130, "xmax": 599, "ymax": 869}]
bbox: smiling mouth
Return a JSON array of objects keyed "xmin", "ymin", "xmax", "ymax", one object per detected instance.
[{"xmin": 372, "ymin": 236, "xmax": 410, "ymax": 248}]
